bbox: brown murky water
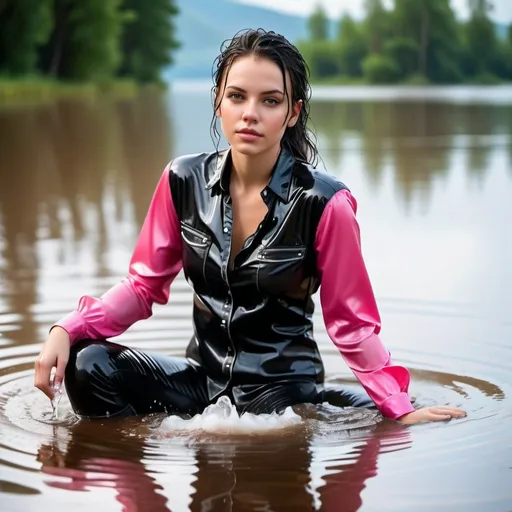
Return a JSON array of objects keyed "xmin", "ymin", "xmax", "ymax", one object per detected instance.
[{"xmin": 0, "ymin": 85, "xmax": 511, "ymax": 511}]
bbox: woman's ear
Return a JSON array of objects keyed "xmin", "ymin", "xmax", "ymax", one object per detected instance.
[{"xmin": 287, "ymin": 100, "xmax": 303, "ymax": 128}]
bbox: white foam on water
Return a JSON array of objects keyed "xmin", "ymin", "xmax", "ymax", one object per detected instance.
[{"xmin": 160, "ymin": 396, "xmax": 302, "ymax": 435}]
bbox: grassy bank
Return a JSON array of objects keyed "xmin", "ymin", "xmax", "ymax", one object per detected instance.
[
  {"xmin": 310, "ymin": 73, "xmax": 512, "ymax": 87},
  {"xmin": 0, "ymin": 78, "xmax": 165, "ymax": 107}
]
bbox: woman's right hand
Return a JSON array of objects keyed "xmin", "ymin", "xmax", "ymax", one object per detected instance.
[{"xmin": 34, "ymin": 326, "xmax": 70, "ymax": 400}]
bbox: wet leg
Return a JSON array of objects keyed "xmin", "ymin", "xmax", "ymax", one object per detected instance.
[
  {"xmin": 321, "ymin": 385, "xmax": 375, "ymax": 409},
  {"xmin": 65, "ymin": 339, "xmax": 210, "ymax": 419}
]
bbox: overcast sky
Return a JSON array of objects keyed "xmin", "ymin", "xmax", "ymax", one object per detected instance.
[{"xmin": 235, "ymin": 0, "xmax": 512, "ymax": 23}]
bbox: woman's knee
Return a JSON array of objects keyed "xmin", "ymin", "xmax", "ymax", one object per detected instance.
[
  {"xmin": 65, "ymin": 339, "xmax": 132, "ymax": 417},
  {"xmin": 65, "ymin": 340, "xmax": 118, "ymax": 399},
  {"xmin": 67, "ymin": 340, "xmax": 115, "ymax": 380}
]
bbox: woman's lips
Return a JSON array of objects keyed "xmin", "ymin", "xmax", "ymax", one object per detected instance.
[{"xmin": 237, "ymin": 129, "xmax": 262, "ymax": 142}]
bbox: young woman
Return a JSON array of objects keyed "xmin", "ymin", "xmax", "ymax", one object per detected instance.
[{"xmin": 34, "ymin": 29, "xmax": 466, "ymax": 425}]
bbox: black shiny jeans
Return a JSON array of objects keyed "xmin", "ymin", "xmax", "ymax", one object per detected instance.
[{"xmin": 64, "ymin": 339, "xmax": 373, "ymax": 419}]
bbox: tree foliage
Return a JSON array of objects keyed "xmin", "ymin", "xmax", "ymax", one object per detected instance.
[
  {"xmin": 0, "ymin": 0, "xmax": 180, "ymax": 83},
  {"xmin": 0, "ymin": 0, "xmax": 53, "ymax": 75},
  {"xmin": 337, "ymin": 15, "xmax": 367, "ymax": 77},
  {"xmin": 119, "ymin": 0, "xmax": 180, "ymax": 83},
  {"xmin": 308, "ymin": 5, "xmax": 329, "ymax": 42},
  {"xmin": 300, "ymin": 0, "xmax": 512, "ymax": 84}
]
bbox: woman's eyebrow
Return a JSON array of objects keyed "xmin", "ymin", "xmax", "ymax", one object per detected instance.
[{"xmin": 226, "ymin": 85, "xmax": 284, "ymax": 95}]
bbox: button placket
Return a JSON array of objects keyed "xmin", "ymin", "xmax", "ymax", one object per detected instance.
[
  {"xmin": 220, "ymin": 195, "xmax": 235, "ymax": 376},
  {"xmin": 221, "ymin": 196, "xmax": 233, "ymax": 284}
]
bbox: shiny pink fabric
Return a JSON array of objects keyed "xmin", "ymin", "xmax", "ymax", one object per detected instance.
[
  {"xmin": 315, "ymin": 189, "xmax": 415, "ymax": 419},
  {"xmin": 55, "ymin": 164, "xmax": 183, "ymax": 343}
]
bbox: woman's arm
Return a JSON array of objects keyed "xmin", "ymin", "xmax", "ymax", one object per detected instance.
[
  {"xmin": 314, "ymin": 188, "xmax": 415, "ymax": 420},
  {"xmin": 54, "ymin": 162, "xmax": 183, "ymax": 344}
]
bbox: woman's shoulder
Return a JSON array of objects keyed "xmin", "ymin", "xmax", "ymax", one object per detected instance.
[
  {"xmin": 167, "ymin": 151, "xmax": 219, "ymax": 178},
  {"xmin": 294, "ymin": 161, "xmax": 351, "ymax": 202}
]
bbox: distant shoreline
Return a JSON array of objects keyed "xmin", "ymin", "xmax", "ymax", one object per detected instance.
[{"xmin": 0, "ymin": 79, "xmax": 165, "ymax": 107}]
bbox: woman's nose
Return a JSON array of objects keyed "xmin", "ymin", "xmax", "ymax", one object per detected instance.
[{"xmin": 242, "ymin": 101, "xmax": 259, "ymax": 122}]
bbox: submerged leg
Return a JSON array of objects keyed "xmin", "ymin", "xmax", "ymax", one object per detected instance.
[
  {"xmin": 65, "ymin": 339, "xmax": 210, "ymax": 419},
  {"xmin": 321, "ymin": 385, "xmax": 375, "ymax": 409}
]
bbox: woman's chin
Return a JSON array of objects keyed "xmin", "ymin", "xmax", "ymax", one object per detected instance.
[
  {"xmin": 230, "ymin": 140, "xmax": 273, "ymax": 157},
  {"xmin": 230, "ymin": 143, "xmax": 265, "ymax": 156}
]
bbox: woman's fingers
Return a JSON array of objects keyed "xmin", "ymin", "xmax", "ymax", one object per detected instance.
[
  {"xmin": 427, "ymin": 412, "xmax": 452, "ymax": 421},
  {"xmin": 430, "ymin": 407, "xmax": 466, "ymax": 417},
  {"xmin": 427, "ymin": 407, "xmax": 467, "ymax": 421},
  {"xmin": 34, "ymin": 354, "xmax": 54, "ymax": 399}
]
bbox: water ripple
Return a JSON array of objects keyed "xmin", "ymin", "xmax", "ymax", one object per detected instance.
[{"xmin": 0, "ymin": 318, "xmax": 511, "ymax": 511}]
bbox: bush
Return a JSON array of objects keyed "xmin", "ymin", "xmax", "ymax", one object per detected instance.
[
  {"xmin": 362, "ymin": 53, "xmax": 400, "ymax": 84},
  {"xmin": 406, "ymin": 73, "xmax": 430, "ymax": 85},
  {"xmin": 472, "ymin": 72, "xmax": 502, "ymax": 84},
  {"xmin": 384, "ymin": 37, "xmax": 418, "ymax": 79}
]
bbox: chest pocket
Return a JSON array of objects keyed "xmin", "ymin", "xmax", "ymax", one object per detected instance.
[
  {"xmin": 180, "ymin": 223, "xmax": 211, "ymax": 286},
  {"xmin": 256, "ymin": 246, "xmax": 307, "ymax": 296}
]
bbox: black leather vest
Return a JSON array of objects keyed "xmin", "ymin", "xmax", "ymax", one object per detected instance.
[{"xmin": 169, "ymin": 147, "xmax": 347, "ymax": 401}]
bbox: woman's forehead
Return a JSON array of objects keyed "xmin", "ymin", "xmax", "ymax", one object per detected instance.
[{"xmin": 223, "ymin": 55, "xmax": 290, "ymax": 92}]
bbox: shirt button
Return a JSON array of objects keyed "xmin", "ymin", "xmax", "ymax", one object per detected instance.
[
  {"xmin": 223, "ymin": 227, "xmax": 228, "ymax": 233},
  {"xmin": 262, "ymin": 190, "xmax": 268, "ymax": 197}
]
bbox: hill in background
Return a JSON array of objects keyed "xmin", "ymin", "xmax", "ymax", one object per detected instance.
[{"xmin": 165, "ymin": 0, "xmax": 319, "ymax": 80}]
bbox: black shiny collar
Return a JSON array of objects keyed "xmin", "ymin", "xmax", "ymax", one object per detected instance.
[{"xmin": 205, "ymin": 147, "xmax": 296, "ymax": 203}]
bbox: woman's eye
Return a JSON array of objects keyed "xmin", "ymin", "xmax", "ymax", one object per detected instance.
[
  {"xmin": 264, "ymin": 98, "xmax": 279, "ymax": 105},
  {"xmin": 228, "ymin": 93, "xmax": 243, "ymax": 100}
]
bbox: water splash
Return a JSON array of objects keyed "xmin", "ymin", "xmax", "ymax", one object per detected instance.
[
  {"xmin": 50, "ymin": 385, "xmax": 62, "ymax": 421},
  {"xmin": 160, "ymin": 396, "xmax": 302, "ymax": 435}
]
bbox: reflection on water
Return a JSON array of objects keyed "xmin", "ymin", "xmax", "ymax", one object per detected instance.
[
  {"xmin": 32, "ymin": 413, "xmax": 410, "ymax": 512},
  {"xmin": 0, "ymin": 85, "xmax": 512, "ymax": 511},
  {"xmin": 0, "ymin": 92, "xmax": 173, "ymax": 349},
  {"xmin": 312, "ymin": 101, "xmax": 512, "ymax": 210}
]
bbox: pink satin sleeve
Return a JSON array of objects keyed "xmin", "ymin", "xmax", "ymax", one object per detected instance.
[
  {"xmin": 314, "ymin": 189, "xmax": 415, "ymax": 420},
  {"xmin": 54, "ymin": 163, "xmax": 183, "ymax": 344}
]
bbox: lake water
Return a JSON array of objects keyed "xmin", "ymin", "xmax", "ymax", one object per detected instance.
[{"xmin": 0, "ymin": 84, "xmax": 511, "ymax": 511}]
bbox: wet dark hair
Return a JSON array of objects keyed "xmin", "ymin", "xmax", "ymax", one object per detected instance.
[{"xmin": 210, "ymin": 28, "xmax": 318, "ymax": 166}]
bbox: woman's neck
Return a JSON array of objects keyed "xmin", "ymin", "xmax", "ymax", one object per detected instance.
[{"xmin": 230, "ymin": 144, "xmax": 281, "ymax": 192}]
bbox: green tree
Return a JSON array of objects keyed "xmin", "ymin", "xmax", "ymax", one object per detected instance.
[
  {"xmin": 118, "ymin": 0, "xmax": 180, "ymax": 83},
  {"xmin": 336, "ymin": 15, "xmax": 367, "ymax": 77},
  {"xmin": 464, "ymin": 0, "xmax": 498, "ymax": 78},
  {"xmin": 363, "ymin": 0, "xmax": 391, "ymax": 54},
  {"xmin": 392, "ymin": 0, "xmax": 461, "ymax": 82},
  {"xmin": 40, "ymin": 0, "xmax": 125, "ymax": 81},
  {"xmin": 0, "ymin": 0, "xmax": 53, "ymax": 75},
  {"xmin": 362, "ymin": 53, "xmax": 400, "ymax": 83},
  {"xmin": 298, "ymin": 40, "xmax": 339, "ymax": 80},
  {"xmin": 308, "ymin": 5, "xmax": 329, "ymax": 42},
  {"xmin": 384, "ymin": 37, "xmax": 418, "ymax": 79}
]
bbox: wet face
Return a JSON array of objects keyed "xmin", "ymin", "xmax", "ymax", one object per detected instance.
[{"xmin": 215, "ymin": 54, "xmax": 302, "ymax": 158}]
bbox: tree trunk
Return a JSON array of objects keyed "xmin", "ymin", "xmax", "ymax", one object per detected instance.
[
  {"xmin": 419, "ymin": 5, "xmax": 430, "ymax": 77},
  {"xmin": 49, "ymin": 3, "xmax": 69, "ymax": 77}
]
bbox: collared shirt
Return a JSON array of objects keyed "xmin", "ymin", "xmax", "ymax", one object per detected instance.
[{"xmin": 56, "ymin": 148, "xmax": 415, "ymax": 419}]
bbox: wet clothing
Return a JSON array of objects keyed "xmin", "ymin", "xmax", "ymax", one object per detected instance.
[
  {"xmin": 65, "ymin": 339, "xmax": 374, "ymax": 418},
  {"xmin": 56, "ymin": 148, "xmax": 415, "ymax": 420}
]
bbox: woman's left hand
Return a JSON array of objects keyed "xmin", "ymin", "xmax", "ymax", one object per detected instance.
[{"xmin": 397, "ymin": 406, "xmax": 467, "ymax": 425}]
